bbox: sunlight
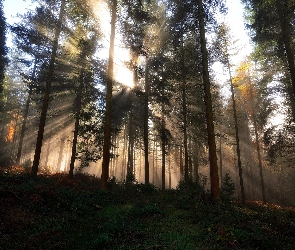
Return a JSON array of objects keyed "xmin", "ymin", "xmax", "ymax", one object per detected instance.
[{"xmin": 90, "ymin": 0, "xmax": 135, "ymax": 88}]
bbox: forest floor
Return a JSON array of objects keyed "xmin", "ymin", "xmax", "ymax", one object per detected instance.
[{"xmin": 0, "ymin": 166, "xmax": 295, "ymax": 250}]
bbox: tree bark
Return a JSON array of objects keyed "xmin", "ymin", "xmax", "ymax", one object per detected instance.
[
  {"xmin": 69, "ymin": 70, "xmax": 84, "ymax": 178},
  {"xmin": 197, "ymin": 0, "xmax": 220, "ymax": 199},
  {"xmin": 249, "ymin": 75, "xmax": 266, "ymax": 203},
  {"xmin": 127, "ymin": 110, "xmax": 134, "ymax": 179},
  {"xmin": 161, "ymin": 103, "xmax": 166, "ymax": 190},
  {"xmin": 16, "ymin": 87, "xmax": 32, "ymax": 165},
  {"xmin": 101, "ymin": 0, "xmax": 117, "ymax": 189},
  {"xmin": 180, "ymin": 34, "xmax": 189, "ymax": 185},
  {"xmin": 179, "ymin": 145, "xmax": 183, "ymax": 181},
  {"xmin": 219, "ymin": 122, "xmax": 223, "ymax": 189},
  {"xmin": 16, "ymin": 55, "xmax": 39, "ymax": 165},
  {"xmin": 144, "ymin": 55, "xmax": 150, "ymax": 184},
  {"xmin": 227, "ymin": 57, "xmax": 245, "ymax": 204},
  {"xmin": 57, "ymin": 136, "xmax": 65, "ymax": 170},
  {"xmin": 31, "ymin": 0, "xmax": 65, "ymax": 177}
]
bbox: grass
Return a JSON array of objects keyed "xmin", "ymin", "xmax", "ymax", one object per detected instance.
[{"xmin": 0, "ymin": 166, "xmax": 295, "ymax": 250}]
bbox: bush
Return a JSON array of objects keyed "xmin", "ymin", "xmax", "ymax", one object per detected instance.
[
  {"xmin": 22, "ymin": 159, "xmax": 32, "ymax": 173},
  {"xmin": 221, "ymin": 172, "xmax": 235, "ymax": 203}
]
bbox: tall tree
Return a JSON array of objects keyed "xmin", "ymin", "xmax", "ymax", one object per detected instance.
[
  {"xmin": 233, "ymin": 61, "xmax": 268, "ymax": 203},
  {"xmin": 197, "ymin": 0, "xmax": 220, "ymax": 199},
  {"xmin": 243, "ymin": 0, "xmax": 295, "ymax": 121},
  {"xmin": 101, "ymin": 0, "xmax": 117, "ymax": 189},
  {"xmin": 31, "ymin": 0, "xmax": 66, "ymax": 177},
  {"xmin": 144, "ymin": 55, "xmax": 150, "ymax": 184},
  {"xmin": 214, "ymin": 23, "xmax": 245, "ymax": 203}
]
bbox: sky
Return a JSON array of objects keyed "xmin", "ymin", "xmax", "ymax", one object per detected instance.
[
  {"xmin": 3, "ymin": 0, "xmax": 253, "ymax": 87},
  {"xmin": 3, "ymin": 0, "xmax": 35, "ymax": 23},
  {"xmin": 3, "ymin": 0, "xmax": 252, "ymax": 49}
]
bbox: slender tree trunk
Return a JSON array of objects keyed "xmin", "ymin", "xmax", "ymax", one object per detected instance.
[
  {"xmin": 227, "ymin": 58, "xmax": 245, "ymax": 204},
  {"xmin": 127, "ymin": 111, "xmax": 134, "ymax": 179},
  {"xmin": 249, "ymin": 75, "xmax": 266, "ymax": 203},
  {"xmin": 153, "ymin": 137, "xmax": 156, "ymax": 183},
  {"xmin": 44, "ymin": 134, "xmax": 51, "ymax": 167},
  {"xmin": 16, "ymin": 54, "xmax": 38, "ymax": 166},
  {"xmin": 133, "ymin": 143, "xmax": 136, "ymax": 176},
  {"xmin": 188, "ymin": 136, "xmax": 193, "ymax": 179},
  {"xmin": 115, "ymin": 134, "xmax": 119, "ymax": 178},
  {"xmin": 16, "ymin": 87, "xmax": 32, "ymax": 165},
  {"xmin": 168, "ymin": 150, "xmax": 171, "ymax": 189},
  {"xmin": 101, "ymin": 0, "xmax": 117, "ymax": 189},
  {"xmin": 144, "ymin": 56, "xmax": 150, "ymax": 184},
  {"xmin": 181, "ymin": 34, "xmax": 189, "ymax": 185},
  {"xmin": 155, "ymin": 141, "xmax": 158, "ymax": 184},
  {"xmin": 57, "ymin": 136, "xmax": 65, "ymax": 171},
  {"xmin": 219, "ymin": 122, "xmax": 223, "ymax": 188},
  {"xmin": 197, "ymin": 0, "xmax": 220, "ymax": 199},
  {"xmin": 161, "ymin": 106, "xmax": 166, "ymax": 190},
  {"xmin": 31, "ymin": 0, "xmax": 65, "ymax": 177},
  {"xmin": 179, "ymin": 145, "xmax": 183, "ymax": 181},
  {"xmin": 121, "ymin": 121, "xmax": 127, "ymax": 181},
  {"xmin": 193, "ymin": 142, "xmax": 199, "ymax": 184},
  {"xmin": 69, "ymin": 70, "xmax": 84, "ymax": 178},
  {"xmin": 10, "ymin": 109, "xmax": 20, "ymax": 161}
]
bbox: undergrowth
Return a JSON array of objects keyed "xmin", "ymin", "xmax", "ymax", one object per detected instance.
[{"xmin": 0, "ymin": 167, "xmax": 294, "ymax": 249}]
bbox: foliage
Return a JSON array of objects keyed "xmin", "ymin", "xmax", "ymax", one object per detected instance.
[
  {"xmin": 221, "ymin": 172, "xmax": 235, "ymax": 203},
  {"xmin": 0, "ymin": 170, "xmax": 294, "ymax": 249}
]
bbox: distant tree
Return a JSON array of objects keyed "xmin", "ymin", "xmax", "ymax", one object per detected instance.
[
  {"xmin": 11, "ymin": 10, "xmax": 50, "ymax": 165},
  {"xmin": 233, "ymin": 61, "xmax": 268, "ymax": 203},
  {"xmin": 214, "ymin": 23, "xmax": 245, "ymax": 203}
]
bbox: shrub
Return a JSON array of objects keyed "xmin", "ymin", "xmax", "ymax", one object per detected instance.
[
  {"xmin": 22, "ymin": 159, "xmax": 32, "ymax": 173},
  {"xmin": 221, "ymin": 172, "xmax": 235, "ymax": 203}
]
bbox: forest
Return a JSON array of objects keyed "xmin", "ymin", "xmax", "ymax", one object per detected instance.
[{"xmin": 0, "ymin": 0, "xmax": 295, "ymax": 249}]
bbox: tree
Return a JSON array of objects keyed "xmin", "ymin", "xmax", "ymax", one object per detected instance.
[
  {"xmin": 31, "ymin": 0, "xmax": 66, "ymax": 177},
  {"xmin": 101, "ymin": 0, "xmax": 117, "ymax": 189},
  {"xmin": 144, "ymin": 55, "xmax": 150, "ymax": 184},
  {"xmin": 214, "ymin": 23, "xmax": 245, "ymax": 203},
  {"xmin": 233, "ymin": 61, "xmax": 269, "ymax": 203},
  {"xmin": 197, "ymin": 0, "xmax": 220, "ymax": 199},
  {"xmin": 242, "ymin": 0, "xmax": 295, "ymax": 121}
]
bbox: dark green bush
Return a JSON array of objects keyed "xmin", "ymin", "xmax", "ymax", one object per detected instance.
[{"xmin": 221, "ymin": 172, "xmax": 235, "ymax": 203}]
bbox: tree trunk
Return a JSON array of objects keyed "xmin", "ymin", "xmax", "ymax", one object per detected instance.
[
  {"xmin": 69, "ymin": 70, "xmax": 84, "ymax": 178},
  {"xmin": 121, "ymin": 121, "xmax": 127, "ymax": 181},
  {"xmin": 249, "ymin": 75, "xmax": 266, "ymax": 203},
  {"xmin": 219, "ymin": 122, "xmax": 223, "ymax": 188},
  {"xmin": 181, "ymin": 34, "xmax": 189, "ymax": 185},
  {"xmin": 101, "ymin": 0, "xmax": 117, "ymax": 189},
  {"xmin": 144, "ymin": 56, "xmax": 150, "ymax": 184},
  {"xmin": 44, "ymin": 134, "xmax": 51, "ymax": 167},
  {"xmin": 227, "ymin": 58, "xmax": 245, "ymax": 204},
  {"xmin": 193, "ymin": 142, "xmax": 199, "ymax": 184},
  {"xmin": 161, "ymin": 105, "xmax": 166, "ymax": 190},
  {"xmin": 179, "ymin": 145, "xmax": 183, "ymax": 181},
  {"xmin": 57, "ymin": 136, "xmax": 65, "ymax": 171},
  {"xmin": 127, "ymin": 110, "xmax": 134, "ymax": 179},
  {"xmin": 16, "ymin": 54, "xmax": 38, "ymax": 166},
  {"xmin": 197, "ymin": 0, "xmax": 220, "ymax": 199},
  {"xmin": 31, "ymin": 0, "xmax": 65, "ymax": 177}
]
